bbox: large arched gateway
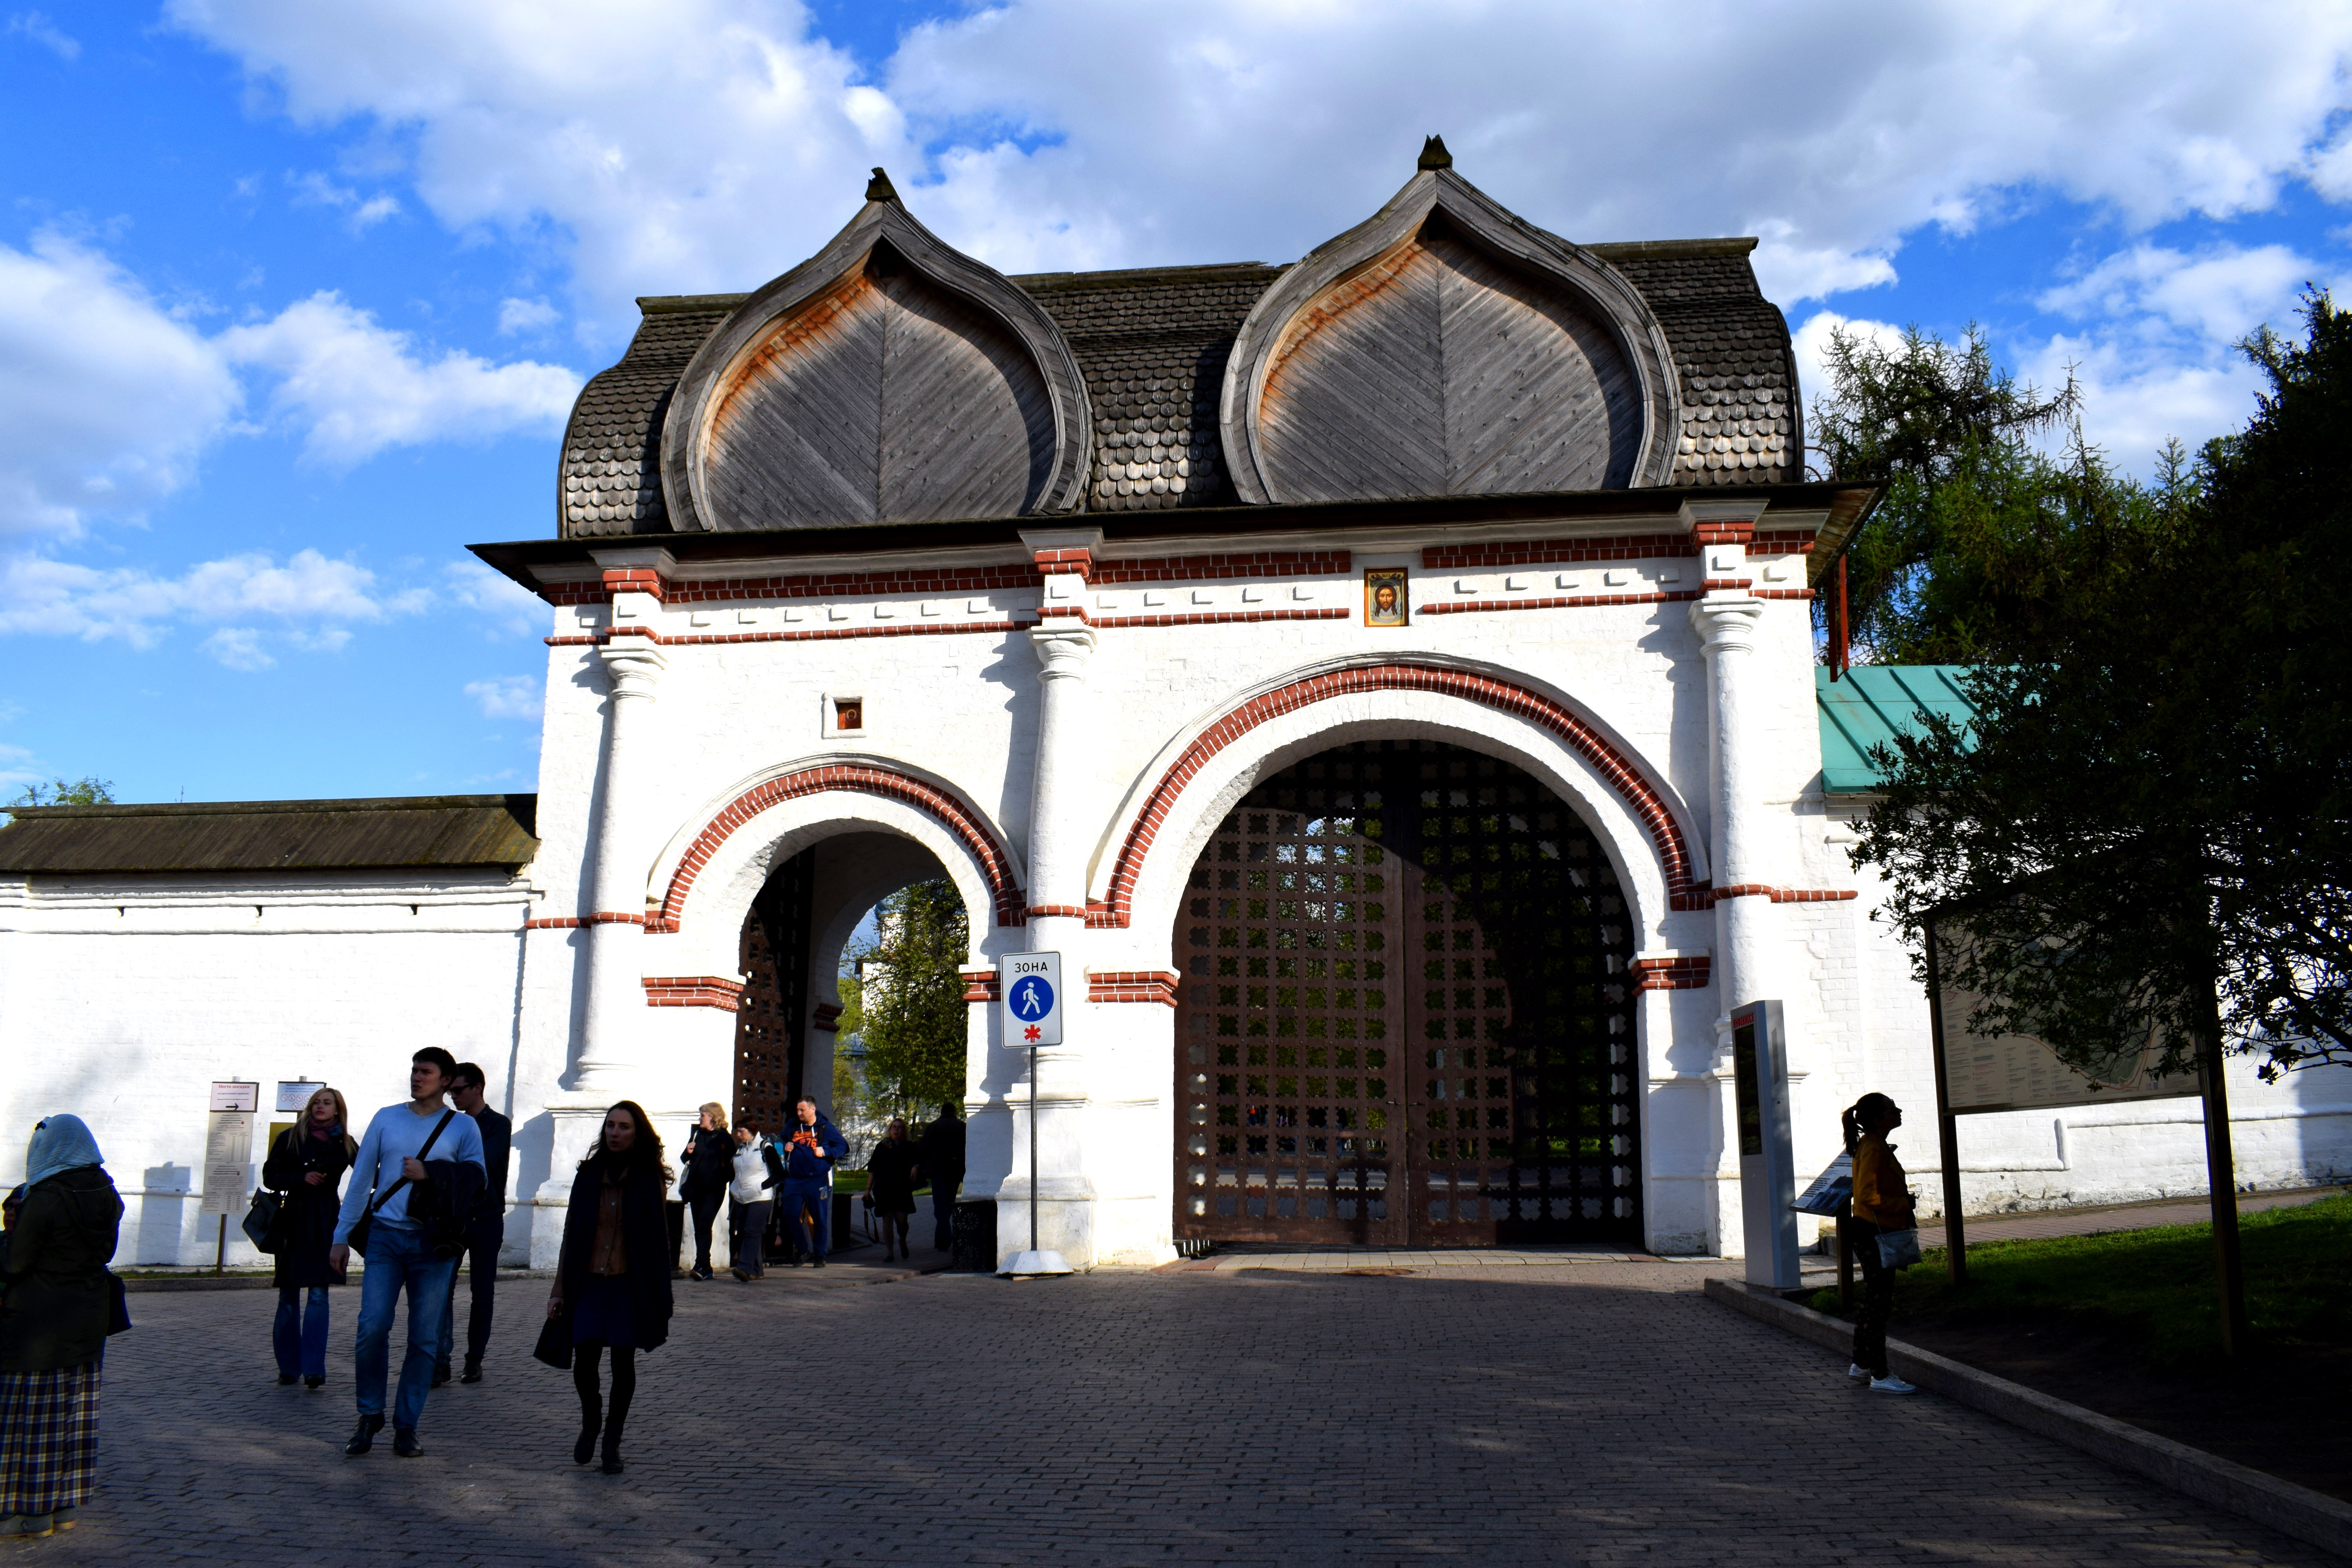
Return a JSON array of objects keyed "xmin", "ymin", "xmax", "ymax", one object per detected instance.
[{"xmin": 1173, "ymin": 740, "xmax": 1639, "ymax": 1248}]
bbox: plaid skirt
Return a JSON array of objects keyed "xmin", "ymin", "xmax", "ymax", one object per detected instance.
[{"xmin": 0, "ymin": 1361, "xmax": 101, "ymax": 1516}]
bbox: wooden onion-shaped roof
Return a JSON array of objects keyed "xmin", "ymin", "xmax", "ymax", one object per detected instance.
[
  {"xmin": 658, "ymin": 173, "xmax": 1093, "ymax": 532},
  {"xmin": 1219, "ymin": 162, "xmax": 1682, "ymax": 505}
]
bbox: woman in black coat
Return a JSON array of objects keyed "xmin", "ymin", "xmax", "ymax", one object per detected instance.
[
  {"xmin": 866, "ymin": 1119, "xmax": 920, "ymax": 1262},
  {"xmin": 261, "ymin": 1086, "xmax": 356, "ymax": 1389},
  {"xmin": 1, "ymin": 1113, "xmax": 124, "ymax": 1539},
  {"xmin": 547, "ymin": 1100, "xmax": 672, "ymax": 1475},
  {"xmin": 677, "ymin": 1103, "xmax": 733, "ymax": 1282}
]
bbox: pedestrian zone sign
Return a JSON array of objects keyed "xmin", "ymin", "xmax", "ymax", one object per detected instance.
[{"xmin": 1000, "ymin": 951, "xmax": 1063, "ymax": 1047}]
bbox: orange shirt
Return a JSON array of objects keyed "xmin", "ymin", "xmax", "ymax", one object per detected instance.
[{"xmin": 1852, "ymin": 1134, "xmax": 1913, "ymax": 1228}]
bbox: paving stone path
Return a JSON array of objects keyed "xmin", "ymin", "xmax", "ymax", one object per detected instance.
[{"xmin": 21, "ymin": 1261, "xmax": 2331, "ymax": 1566}]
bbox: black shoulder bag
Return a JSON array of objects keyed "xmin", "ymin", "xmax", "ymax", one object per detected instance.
[{"xmin": 346, "ymin": 1110, "xmax": 456, "ymax": 1260}]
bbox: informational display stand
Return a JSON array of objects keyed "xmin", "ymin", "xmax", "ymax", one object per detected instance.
[
  {"xmin": 1729, "ymin": 1001, "xmax": 1802, "ymax": 1289},
  {"xmin": 998, "ymin": 952, "xmax": 1071, "ymax": 1278},
  {"xmin": 202, "ymin": 1080, "xmax": 260, "ymax": 1273}
]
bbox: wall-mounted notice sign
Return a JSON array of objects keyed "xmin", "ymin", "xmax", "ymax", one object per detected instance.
[{"xmin": 200, "ymin": 1081, "xmax": 260, "ymax": 1217}]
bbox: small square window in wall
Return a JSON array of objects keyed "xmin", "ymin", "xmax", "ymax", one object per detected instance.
[{"xmin": 825, "ymin": 692, "xmax": 867, "ymax": 738}]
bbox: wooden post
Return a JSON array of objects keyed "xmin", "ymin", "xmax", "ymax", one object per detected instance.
[
  {"xmin": 2197, "ymin": 986, "xmax": 2249, "ymax": 1355},
  {"xmin": 1923, "ymin": 917, "xmax": 1967, "ymax": 1286}
]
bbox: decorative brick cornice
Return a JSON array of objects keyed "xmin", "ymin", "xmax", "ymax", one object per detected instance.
[
  {"xmin": 1690, "ymin": 521, "xmax": 1755, "ymax": 547},
  {"xmin": 1422, "ymin": 592, "xmax": 1703, "ymax": 617},
  {"xmin": 526, "ymin": 912, "xmax": 646, "ymax": 930},
  {"xmin": 1033, "ymin": 546, "xmax": 1095, "ymax": 581},
  {"xmin": 547, "ymin": 618, "xmax": 1036, "ymax": 650},
  {"xmin": 1747, "ymin": 531, "xmax": 1817, "ymax": 557},
  {"xmin": 1087, "ymin": 970, "xmax": 1181, "ymax": 1005},
  {"xmin": 1069, "ymin": 608, "xmax": 1350, "ymax": 631},
  {"xmin": 1631, "ymin": 955, "xmax": 1711, "ymax": 990},
  {"xmin": 812, "ymin": 1002, "xmax": 843, "ymax": 1032},
  {"xmin": 1710, "ymin": 884, "xmax": 1858, "ymax": 904},
  {"xmin": 601, "ymin": 566, "xmax": 668, "ymax": 601},
  {"xmin": 653, "ymin": 764, "xmax": 1025, "ymax": 934},
  {"xmin": 539, "ymin": 563, "xmax": 1040, "ymax": 608},
  {"xmin": 1088, "ymin": 661, "xmax": 1701, "ymax": 927},
  {"xmin": 1421, "ymin": 535, "xmax": 1697, "ymax": 570},
  {"xmin": 643, "ymin": 975, "xmax": 745, "ymax": 1010},
  {"xmin": 1754, "ymin": 589, "xmax": 1815, "ymax": 601},
  {"xmin": 961, "ymin": 969, "xmax": 1002, "ymax": 1004},
  {"xmin": 1025, "ymin": 904, "xmax": 1091, "ymax": 919},
  {"xmin": 1094, "ymin": 550, "xmax": 1351, "ymax": 584}
]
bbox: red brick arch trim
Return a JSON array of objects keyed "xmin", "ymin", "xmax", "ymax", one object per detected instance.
[
  {"xmin": 652, "ymin": 764, "xmax": 1025, "ymax": 934},
  {"xmin": 1088, "ymin": 663, "xmax": 1702, "ymax": 927}
]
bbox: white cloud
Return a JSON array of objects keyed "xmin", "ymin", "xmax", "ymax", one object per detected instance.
[
  {"xmin": 0, "ymin": 231, "xmax": 583, "ymax": 535},
  {"xmin": 287, "ymin": 169, "xmax": 401, "ymax": 230},
  {"xmin": 1790, "ymin": 309, "xmax": 1908, "ymax": 418},
  {"xmin": 465, "ymin": 674, "xmax": 541, "ymax": 719},
  {"xmin": 497, "ymin": 296, "xmax": 559, "ymax": 334},
  {"xmin": 0, "ymin": 547, "xmax": 422, "ymax": 649},
  {"xmin": 164, "ymin": 0, "xmax": 2352, "ymax": 330},
  {"xmin": 199, "ymin": 626, "xmax": 274, "ymax": 670},
  {"xmin": 216, "ymin": 292, "xmax": 581, "ymax": 468},
  {"xmin": 2037, "ymin": 243, "xmax": 2322, "ymax": 343},
  {"xmin": 442, "ymin": 558, "xmax": 546, "ymax": 635},
  {"xmin": 0, "ymin": 231, "xmax": 240, "ymax": 537},
  {"xmin": 4, "ymin": 11, "xmax": 77, "ymax": 60}
]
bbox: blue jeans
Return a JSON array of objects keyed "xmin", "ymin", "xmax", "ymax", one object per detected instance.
[
  {"xmin": 274, "ymin": 1286, "xmax": 329, "ymax": 1377},
  {"xmin": 352, "ymin": 1222, "xmax": 456, "ymax": 1430},
  {"xmin": 784, "ymin": 1183, "xmax": 830, "ymax": 1259}
]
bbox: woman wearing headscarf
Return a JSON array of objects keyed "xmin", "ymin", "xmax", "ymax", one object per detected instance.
[
  {"xmin": 261, "ymin": 1087, "xmax": 356, "ymax": 1389},
  {"xmin": 0, "ymin": 1114, "xmax": 124, "ymax": 1539},
  {"xmin": 547, "ymin": 1101, "xmax": 672, "ymax": 1474}
]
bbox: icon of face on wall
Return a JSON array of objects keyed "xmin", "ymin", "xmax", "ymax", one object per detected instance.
[{"xmin": 1365, "ymin": 568, "xmax": 1408, "ymax": 628}]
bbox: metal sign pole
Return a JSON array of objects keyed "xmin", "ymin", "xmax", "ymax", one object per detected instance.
[
  {"xmin": 999, "ymin": 951, "xmax": 1070, "ymax": 1277},
  {"xmin": 1029, "ymin": 1040, "xmax": 1040, "ymax": 1255}
]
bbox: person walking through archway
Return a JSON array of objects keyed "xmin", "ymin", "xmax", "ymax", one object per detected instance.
[
  {"xmin": 917, "ymin": 1102, "xmax": 965, "ymax": 1256},
  {"xmin": 547, "ymin": 1101, "xmax": 672, "ymax": 1474},
  {"xmin": 866, "ymin": 1119, "xmax": 919, "ymax": 1263},
  {"xmin": 1843, "ymin": 1093, "xmax": 1919, "ymax": 1396},
  {"xmin": 726, "ymin": 1122, "xmax": 780, "ymax": 1282},
  {"xmin": 262, "ymin": 1087, "xmax": 355, "ymax": 1390},
  {"xmin": 0, "ymin": 1114, "xmax": 125, "ymax": 1539},
  {"xmin": 779, "ymin": 1097, "xmax": 847, "ymax": 1267},
  {"xmin": 677, "ymin": 1104, "xmax": 733, "ymax": 1283}
]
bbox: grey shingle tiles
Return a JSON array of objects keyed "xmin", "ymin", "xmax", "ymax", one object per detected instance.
[{"xmin": 554, "ymin": 246, "xmax": 1800, "ymax": 538}]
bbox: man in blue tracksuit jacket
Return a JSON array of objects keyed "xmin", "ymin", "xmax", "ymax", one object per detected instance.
[{"xmin": 779, "ymin": 1096, "xmax": 849, "ymax": 1266}]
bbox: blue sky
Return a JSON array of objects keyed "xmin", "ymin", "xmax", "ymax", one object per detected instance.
[{"xmin": 6, "ymin": 1, "xmax": 2352, "ymax": 805}]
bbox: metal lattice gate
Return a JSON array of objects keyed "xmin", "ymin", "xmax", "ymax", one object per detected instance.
[{"xmin": 1173, "ymin": 741, "xmax": 1639, "ymax": 1247}]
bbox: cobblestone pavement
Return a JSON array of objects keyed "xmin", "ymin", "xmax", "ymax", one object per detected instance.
[{"xmin": 20, "ymin": 1260, "xmax": 2332, "ymax": 1567}]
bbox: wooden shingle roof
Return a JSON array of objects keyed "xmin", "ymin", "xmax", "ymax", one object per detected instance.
[
  {"xmin": 557, "ymin": 208, "xmax": 1802, "ymax": 537},
  {"xmin": 0, "ymin": 795, "xmax": 541, "ymax": 875}
]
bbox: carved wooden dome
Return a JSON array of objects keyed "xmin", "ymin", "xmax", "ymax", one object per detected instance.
[
  {"xmin": 659, "ymin": 174, "xmax": 1092, "ymax": 532},
  {"xmin": 1220, "ymin": 158, "xmax": 1681, "ymax": 504}
]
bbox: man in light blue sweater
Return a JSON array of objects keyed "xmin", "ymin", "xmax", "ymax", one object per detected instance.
[{"xmin": 329, "ymin": 1047, "xmax": 486, "ymax": 1457}]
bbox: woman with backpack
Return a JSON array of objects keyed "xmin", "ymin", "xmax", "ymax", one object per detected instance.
[
  {"xmin": 726, "ymin": 1122, "xmax": 782, "ymax": 1281},
  {"xmin": 1843, "ymin": 1093, "xmax": 1919, "ymax": 1396},
  {"xmin": 261, "ymin": 1086, "xmax": 356, "ymax": 1389},
  {"xmin": 548, "ymin": 1100, "xmax": 672, "ymax": 1474}
]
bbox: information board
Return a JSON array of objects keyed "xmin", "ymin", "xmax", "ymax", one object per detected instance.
[
  {"xmin": 1932, "ymin": 934, "xmax": 2198, "ymax": 1114},
  {"xmin": 200, "ymin": 1080, "xmax": 259, "ymax": 1217}
]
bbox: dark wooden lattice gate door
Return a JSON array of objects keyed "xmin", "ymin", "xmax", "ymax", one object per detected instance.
[{"xmin": 1174, "ymin": 741, "xmax": 1640, "ymax": 1247}]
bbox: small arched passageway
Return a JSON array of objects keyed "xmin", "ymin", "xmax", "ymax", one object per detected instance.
[
  {"xmin": 725, "ymin": 830, "xmax": 965, "ymax": 1266},
  {"xmin": 1172, "ymin": 740, "xmax": 1639, "ymax": 1250}
]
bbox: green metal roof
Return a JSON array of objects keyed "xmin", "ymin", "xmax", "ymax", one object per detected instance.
[{"xmin": 1816, "ymin": 665, "xmax": 1976, "ymax": 794}]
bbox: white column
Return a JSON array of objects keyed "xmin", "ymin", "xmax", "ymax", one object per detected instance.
[
  {"xmin": 574, "ymin": 633, "xmax": 668, "ymax": 1094},
  {"xmin": 1691, "ymin": 583, "xmax": 1766, "ymax": 1254},
  {"xmin": 1024, "ymin": 620, "xmax": 1098, "ymax": 931}
]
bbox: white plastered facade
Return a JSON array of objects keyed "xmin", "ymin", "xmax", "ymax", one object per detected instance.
[{"xmin": 5, "ymin": 506, "xmax": 2346, "ymax": 1269}]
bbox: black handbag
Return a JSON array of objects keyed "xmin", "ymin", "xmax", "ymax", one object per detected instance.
[
  {"xmin": 347, "ymin": 1111, "xmax": 456, "ymax": 1258},
  {"xmin": 242, "ymin": 1186, "xmax": 283, "ymax": 1252},
  {"xmin": 105, "ymin": 1271, "xmax": 131, "ymax": 1336},
  {"xmin": 533, "ymin": 1308, "xmax": 574, "ymax": 1370}
]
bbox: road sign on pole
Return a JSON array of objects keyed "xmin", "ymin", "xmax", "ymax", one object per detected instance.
[
  {"xmin": 1000, "ymin": 952, "xmax": 1062, "ymax": 1047},
  {"xmin": 997, "ymin": 951, "xmax": 1071, "ymax": 1278}
]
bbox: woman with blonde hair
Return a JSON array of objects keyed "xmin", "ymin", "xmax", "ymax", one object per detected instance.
[
  {"xmin": 262, "ymin": 1087, "xmax": 356, "ymax": 1389},
  {"xmin": 1842, "ymin": 1093, "xmax": 1918, "ymax": 1395},
  {"xmin": 676, "ymin": 1103, "xmax": 733, "ymax": 1282}
]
